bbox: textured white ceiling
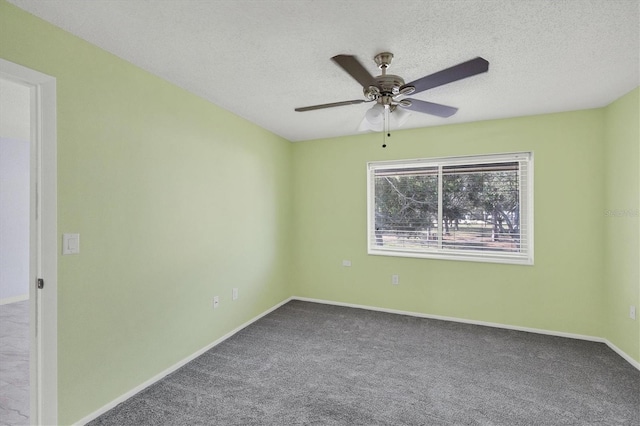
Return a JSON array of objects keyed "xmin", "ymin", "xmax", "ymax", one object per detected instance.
[{"xmin": 8, "ymin": 0, "xmax": 640, "ymax": 142}]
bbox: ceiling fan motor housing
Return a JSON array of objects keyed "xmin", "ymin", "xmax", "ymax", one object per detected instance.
[
  {"xmin": 364, "ymin": 52, "xmax": 412, "ymax": 106},
  {"xmin": 366, "ymin": 74, "xmax": 406, "ymax": 97}
]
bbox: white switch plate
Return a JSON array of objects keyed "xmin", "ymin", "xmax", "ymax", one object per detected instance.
[
  {"xmin": 232, "ymin": 288, "xmax": 238, "ymax": 300},
  {"xmin": 630, "ymin": 305, "xmax": 636, "ymax": 320},
  {"xmin": 213, "ymin": 296, "xmax": 219, "ymax": 309},
  {"xmin": 392, "ymin": 274, "xmax": 399, "ymax": 285},
  {"xmin": 62, "ymin": 233, "xmax": 80, "ymax": 255},
  {"xmin": 342, "ymin": 260, "xmax": 352, "ymax": 267}
]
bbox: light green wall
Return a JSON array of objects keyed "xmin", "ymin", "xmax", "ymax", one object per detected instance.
[
  {"xmin": 292, "ymin": 110, "xmax": 606, "ymax": 337},
  {"xmin": 2, "ymin": 1, "xmax": 638, "ymax": 424},
  {"xmin": 604, "ymin": 88, "xmax": 640, "ymax": 362},
  {"xmin": 1, "ymin": 2, "xmax": 292, "ymax": 424}
]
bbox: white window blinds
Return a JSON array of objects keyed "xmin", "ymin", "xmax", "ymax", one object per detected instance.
[{"xmin": 367, "ymin": 152, "xmax": 533, "ymax": 265}]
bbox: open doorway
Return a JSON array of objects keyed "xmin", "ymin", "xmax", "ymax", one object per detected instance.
[
  {"xmin": 0, "ymin": 59, "xmax": 58, "ymax": 425},
  {"xmin": 0, "ymin": 77, "xmax": 31, "ymax": 424}
]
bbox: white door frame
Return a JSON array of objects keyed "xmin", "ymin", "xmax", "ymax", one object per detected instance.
[{"xmin": 0, "ymin": 58, "xmax": 58, "ymax": 425}]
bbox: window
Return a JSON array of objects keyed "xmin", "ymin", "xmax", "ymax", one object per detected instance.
[{"xmin": 367, "ymin": 152, "xmax": 533, "ymax": 264}]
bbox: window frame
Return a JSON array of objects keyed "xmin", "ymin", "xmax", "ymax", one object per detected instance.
[{"xmin": 367, "ymin": 152, "xmax": 534, "ymax": 265}]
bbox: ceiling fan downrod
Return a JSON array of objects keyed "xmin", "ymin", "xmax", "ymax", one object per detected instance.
[{"xmin": 364, "ymin": 52, "xmax": 413, "ymax": 105}]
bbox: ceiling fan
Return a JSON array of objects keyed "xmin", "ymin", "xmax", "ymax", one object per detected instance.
[{"xmin": 295, "ymin": 52, "xmax": 489, "ymax": 131}]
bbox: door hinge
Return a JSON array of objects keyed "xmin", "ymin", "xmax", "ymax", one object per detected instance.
[{"xmin": 37, "ymin": 278, "xmax": 45, "ymax": 289}]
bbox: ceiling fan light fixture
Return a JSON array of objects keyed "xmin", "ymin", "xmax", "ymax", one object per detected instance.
[
  {"xmin": 358, "ymin": 116, "xmax": 383, "ymax": 132},
  {"xmin": 364, "ymin": 103, "xmax": 385, "ymax": 125},
  {"xmin": 360, "ymin": 103, "xmax": 411, "ymax": 132},
  {"xmin": 392, "ymin": 106, "xmax": 411, "ymax": 127}
]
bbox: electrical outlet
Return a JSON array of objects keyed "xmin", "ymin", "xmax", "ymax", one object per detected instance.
[
  {"xmin": 630, "ymin": 305, "xmax": 636, "ymax": 320},
  {"xmin": 232, "ymin": 288, "xmax": 238, "ymax": 301},
  {"xmin": 213, "ymin": 296, "xmax": 219, "ymax": 309},
  {"xmin": 342, "ymin": 260, "xmax": 352, "ymax": 267},
  {"xmin": 392, "ymin": 274, "xmax": 399, "ymax": 285}
]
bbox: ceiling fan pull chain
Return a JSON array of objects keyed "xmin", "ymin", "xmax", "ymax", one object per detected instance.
[{"xmin": 382, "ymin": 106, "xmax": 390, "ymax": 148}]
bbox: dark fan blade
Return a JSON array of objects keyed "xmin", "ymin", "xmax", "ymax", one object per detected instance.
[
  {"xmin": 295, "ymin": 99, "xmax": 368, "ymax": 112},
  {"xmin": 401, "ymin": 99, "xmax": 458, "ymax": 117},
  {"xmin": 402, "ymin": 57, "xmax": 489, "ymax": 95},
  {"xmin": 331, "ymin": 55, "xmax": 376, "ymax": 88}
]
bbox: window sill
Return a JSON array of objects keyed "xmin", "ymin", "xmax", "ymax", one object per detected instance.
[{"xmin": 368, "ymin": 248, "xmax": 534, "ymax": 265}]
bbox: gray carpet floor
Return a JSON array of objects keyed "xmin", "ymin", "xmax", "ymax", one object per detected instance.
[{"xmin": 88, "ymin": 300, "xmax": 640, "ymax": 425}]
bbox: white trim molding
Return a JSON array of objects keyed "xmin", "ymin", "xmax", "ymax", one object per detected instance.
[
  {"xmin": 293, "ymin": 296, "xmax": 640, "ymax": 371},
  {"xmin": 0, "ymin": 58, "xmax": 58, "ymax": 426},
  {"xmin": 75, "ymin": 298, "xmax": 294, "ymax": 426},
  {"xmin": 603, "ymin": 339, "xmax": 640, "ymax": 371},
  {"xmin": 74, "ymin": 295, "xmax": 639, "ymax": 425}
]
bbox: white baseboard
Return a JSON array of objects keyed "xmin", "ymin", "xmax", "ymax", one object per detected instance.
[
  {"xmin": 75, "ymin": 294, "xmax": 639, "ymax": 425},
  {"xmin": 292, "ymin": 296, "xmax": 640, "ymax": 371},
  {"xmin": 75, "ymin": 297, "xmax": 293, "ymax": 426},
  {"xmin": 0, "ymin": 293, "xmax": 29, "ymax": 305},
  {"xmin": 603, "ymin": 338, "xmax": 640, "ymax": 370}
]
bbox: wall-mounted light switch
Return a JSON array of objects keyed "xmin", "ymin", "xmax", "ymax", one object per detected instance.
[
  {"xmin": 342, "ymin": 260, "xmax": 352, "ymax": 267},
  {"xmin": 62, "ymin": 233, "xmax": 80, "ymax": 255},
  {"xmin": 630, "ymin": 305, "xmax": 636, "ymax": 320}
]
